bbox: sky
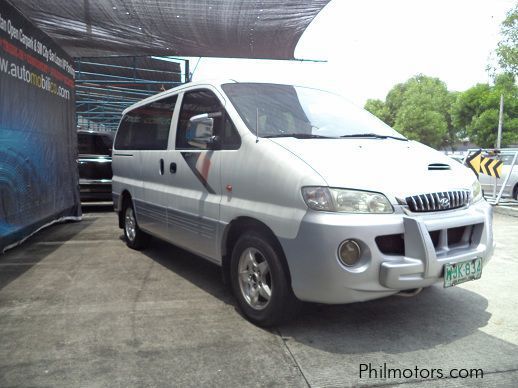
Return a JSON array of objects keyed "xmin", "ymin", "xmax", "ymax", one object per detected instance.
[{"xmin": 185, "ymin": 0, "xmax": 515, "ymax": 107}]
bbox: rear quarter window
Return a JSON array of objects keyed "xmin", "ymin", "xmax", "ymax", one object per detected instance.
[{"xmin": 115, "ymin": 95, "xmax": 177, "ymax": 150}]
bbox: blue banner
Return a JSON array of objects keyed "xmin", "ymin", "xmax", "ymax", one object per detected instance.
[{"xmin": 0, "ymin": 0, "xmax": 80, "ymax": 252}]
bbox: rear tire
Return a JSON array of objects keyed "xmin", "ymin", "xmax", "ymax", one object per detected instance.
[
  {"xmin": 230, "ymin": 231, "xmax": 300, "ymax": 326},
  {"xmin": 513, "ymin": 184, "xmax": 518, "ymax": 201},
  {"xmin": 122, "ymin": 199, "xmax": 150, "ymax": 250}
]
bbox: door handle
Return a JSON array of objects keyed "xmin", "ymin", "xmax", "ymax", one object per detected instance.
[
  {"xmin": 170, "ymin": 162, "xmax": 177, "ymax": 174},
  {"xmin": 159, "ymin": 159, "xmax": 164, "ymax": 175}
]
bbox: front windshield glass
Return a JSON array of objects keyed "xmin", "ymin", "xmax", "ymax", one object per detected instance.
[
  {"xmin": 500, "ymin": 154, "xmax": 518, "ymax": 165},
  {"xmin": 221, "ymin": 83, "xmax": 405, "ymax": 139}
]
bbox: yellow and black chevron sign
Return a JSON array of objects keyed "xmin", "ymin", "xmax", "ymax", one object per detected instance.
[
  {"xmin": 480, "ymin": 157, "xmax": 503, "ymax": 178},
  {"xmin": 466, "ymin": 150, "xmax": 503, "ymax": 178},
  {"xmin": 466, "ymin": 150, "xmax": 482, "ymax": 177}
]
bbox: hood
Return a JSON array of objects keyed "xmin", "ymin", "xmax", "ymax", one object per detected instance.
[{"xmin": 269, "ymin": 138, "xmax": 476, "ymax": 202}]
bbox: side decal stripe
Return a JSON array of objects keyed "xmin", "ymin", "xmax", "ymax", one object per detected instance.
[{"xmin": 181, "ymin": 152, "xmax": 216, "ymax": 194}]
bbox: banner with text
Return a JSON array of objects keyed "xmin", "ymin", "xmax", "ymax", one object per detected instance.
[{"xmin": 0, "ymin": 0, "xmax": 80, "ymax": 252}]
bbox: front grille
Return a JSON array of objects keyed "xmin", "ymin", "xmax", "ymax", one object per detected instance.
[
  {"xmin": 429, "ymin": 230, "xmax": 440, "ymax": 247},
  {"xmin": 376, "ymin": 224, "xmax": 479, "ymax": 257},
  {"xmin": 447, "ymin": 226, "xmax": 465, "ymax": 246},
  {"xmin": 405, "ymin": 190, "xmax": 470, "ymax": 212},
  {"xmin": 375, "ymin": 234, "xmax": 404, "ymax": 255}
]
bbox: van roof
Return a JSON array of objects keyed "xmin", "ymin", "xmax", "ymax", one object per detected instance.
[
  {"xmin": 121, "ymin": 79, "xmax": 238, "ymax": 115},
  {"xmin": 121, "ymin": 80, "xmax": 339, "ymax": 116}
]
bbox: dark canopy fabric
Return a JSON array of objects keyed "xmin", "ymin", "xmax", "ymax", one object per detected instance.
[
  {"xmin": 77, "ymin": 56, "xmax": 183, "ymax": 83},
  {"xmin": 9, "ymin": 0, "xmax": 330, "ymax": 59}
]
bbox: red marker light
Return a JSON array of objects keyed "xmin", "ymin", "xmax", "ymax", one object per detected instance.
[{"xmin": 226, "ymin": 184, "xmax": 233, "ymax": 192}]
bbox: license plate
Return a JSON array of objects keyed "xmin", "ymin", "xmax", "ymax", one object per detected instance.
[{"xmin": 444, "ymin": 257, "xmax": 482, "ymax": 288}]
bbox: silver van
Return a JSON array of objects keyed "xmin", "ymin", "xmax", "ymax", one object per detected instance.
[{"xmin": 112, "ymin": 81, "xmax": 494, "ymax": 326}]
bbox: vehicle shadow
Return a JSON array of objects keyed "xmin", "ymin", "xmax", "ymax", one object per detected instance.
[
  {"xmin": 279, "ymin": 285, "xmax": 491, "ymax": 355},
  {"xmin": 138, "ymin": 237, "xmax": 493, "ymax": 355},
  {"xmin": 0, "ymin": 218, "xmax": 92, "ymax": 291},
  {"xmin": 138, "ymin": 237, "xmax": 234, "ymax": 305}
]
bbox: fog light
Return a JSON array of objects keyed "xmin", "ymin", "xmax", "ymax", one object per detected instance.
[{"xmin": 338, "ymin": 239, "xmax": 361, "ymax": 266}]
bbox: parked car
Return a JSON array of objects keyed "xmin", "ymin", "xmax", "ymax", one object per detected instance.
[
  {"xmin": 112, "ymin": 81, "xmax": 494, "ymax": 326},
  {"xmin": 77, "ymin": 130, "xmax": 114, "ymax": 201},
  {"xmin": 479, "ymin": 152, "xmax": 518, "ymax": 200}
]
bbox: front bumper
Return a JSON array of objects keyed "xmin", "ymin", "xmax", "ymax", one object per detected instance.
[
  {"xmin": 79, "ymin": 179, "xmax": 112, "ymax": 201},
  {"xmin": 279, "ymin": 200, "xmax": 494, "ymax": 304}
]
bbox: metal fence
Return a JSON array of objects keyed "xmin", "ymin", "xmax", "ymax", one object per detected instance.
[
  {"xmin": 463, "ymin": 148, "xmax": 518, "ymax": 205},
  {"xmin": 75, "ymin": 56, "xmax": 189, "ymax": 132}
]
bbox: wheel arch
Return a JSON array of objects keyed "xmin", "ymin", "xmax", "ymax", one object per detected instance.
[
  {"xmin": 221, "ymin": 217, "xmax": 292, "ymax": 286},
  {"xmin": 118, "ymin": 190, "xmax": 132, "ymax": 229}
]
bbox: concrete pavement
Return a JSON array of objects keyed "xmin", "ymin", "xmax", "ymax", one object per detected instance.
[{"xmin": 0, "ymin": 207, "xmax": 517, "ymax": 387}]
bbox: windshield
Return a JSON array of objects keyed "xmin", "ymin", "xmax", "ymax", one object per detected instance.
[
  {"xmin": 500, "ymin": 154, "xmax": 518, "ymax": 165},
  {"xmin": 221, "ymin": 83, "xmax": 405, "ymax": 139}
]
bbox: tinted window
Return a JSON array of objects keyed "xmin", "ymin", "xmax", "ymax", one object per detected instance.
[
  {"xmin": 78, "ymin": 133, "xmax": 114, "ymax": 155},
  {"xmin": 115, "ymin": 95, "xmax": 177, "ymax": 150},
  {"xmin": 176, "ymin": 89, "xmax": 240, "ymax": 150}
]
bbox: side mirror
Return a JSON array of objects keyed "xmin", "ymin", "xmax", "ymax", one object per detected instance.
[{"xmin": 187, "ymin": 112, "xmax": 222, "ymax": 149}]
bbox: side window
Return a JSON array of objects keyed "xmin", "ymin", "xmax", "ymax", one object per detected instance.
[
  {"xmin": 222, "ymin": 114, "xmax": 241, "ymax": 149},
  {"xmin": 115, "ymin": 95, "xmax": 177, "ymax": 150},
  {"xmin": 176, "ymin": 89, "xmax": 240, "ymax": 150}
]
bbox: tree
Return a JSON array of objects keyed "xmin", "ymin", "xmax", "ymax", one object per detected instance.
[
  {"xmin": 364, "ymin": 75, "xmax": 456, "ymax": 149},
  {"xmin": 364, "ymin": 99, "xmax": 391, "ymax": 124},
  {"xmin": 452, "ymin": 74, "xmax": 518, "ymax": 148},
  {"xmin": 496, "ymin": 4, "xmax": 518, "ymax": 77},
  {"xmin": 385, "ymin": 83, "xmax": 407, "ymax": 127}
]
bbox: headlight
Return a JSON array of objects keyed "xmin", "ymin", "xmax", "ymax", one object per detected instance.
[
  {"xmin": 471, "ymin": 180, "xmax": 482, "ymax": 203},
  {"xmin": 302, "ymin": 187, "xmax": 393, "ymax": 213}
]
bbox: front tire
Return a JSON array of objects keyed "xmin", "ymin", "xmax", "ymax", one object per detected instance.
[
  {"xmin": 122, "ymin": 200, "xmax": 150, "ymax": 250},
  {"xmin": 230, "ymin": 231, "xmax": 300, "ymax": 326}
]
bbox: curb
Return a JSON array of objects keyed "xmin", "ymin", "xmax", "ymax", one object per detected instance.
[{"xmin": 493, "ymin": 205, "xmax": 518, "ymax": 218}]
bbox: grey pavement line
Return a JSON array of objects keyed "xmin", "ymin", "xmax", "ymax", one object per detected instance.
[
  {"xmin": 275, "ymin": 330, "xmax": 311, "ymax": 388},
  {"xmin": 0, "ymin": 299, "xmax": 219, "ymax": 316},
  {"xmin": 493, "ymin": 206, "xmax": 518, "ymax": 218},
  {"xmin": 81, "ymin": 215, "xmax": 116, "ymax": 219},
  {"xmin": 363, "ymin": 367, "xmax": 518, "ymax": 388},
  {"xmin": 34, "ymin": 239, "xmax": 121, "ymax": 245},
  {"xmin": 0, "ymin": 262, "xmax": 58, "ymax": 266},
  {"xmin": 81, "ymin": 212, "xmax": 116, "ymax": 216}
]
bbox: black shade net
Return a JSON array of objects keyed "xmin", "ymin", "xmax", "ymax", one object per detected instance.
[{"xmin": 9, "ymin": 0, "xmax": 330, "ymax": 59}]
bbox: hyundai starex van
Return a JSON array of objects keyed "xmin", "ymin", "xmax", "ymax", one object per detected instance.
[{"xmin": 112, "ymin": 80, "xmax": 494, "ymax": 326}]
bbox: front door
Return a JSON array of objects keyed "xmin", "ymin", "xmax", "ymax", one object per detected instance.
[{"xmin": 166, "ymin": 88, "xmax": 240, "ymax": 260}]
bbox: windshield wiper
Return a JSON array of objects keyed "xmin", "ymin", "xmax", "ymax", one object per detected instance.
[
  {"xmin": 263, "ymin": 134, "xmax": 336, "ymax": 139},
  {"xmin": 340, "ymin": 133, "xmax": 407, "ymax": 141}
]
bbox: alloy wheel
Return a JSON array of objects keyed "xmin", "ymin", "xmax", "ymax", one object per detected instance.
[
  {"xmin": 125, "ymin": 207, "xmax": 136, "ymax": 242},
  {"xmin": 238, "ymin": 247, "xmax": 272, "ymax": 310}
]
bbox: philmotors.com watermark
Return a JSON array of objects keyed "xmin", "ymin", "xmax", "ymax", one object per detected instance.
[{"xmin": 359, "ymin": 363, "xmax": 483, "ymax": 380}]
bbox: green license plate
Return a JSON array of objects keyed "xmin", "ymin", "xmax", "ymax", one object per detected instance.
[{"xmin": 444, "ymin": 257, "xmax": 482, "ymax": 288}]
